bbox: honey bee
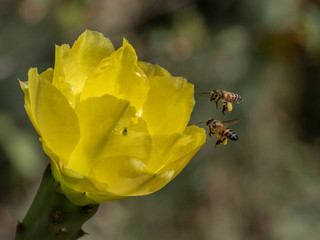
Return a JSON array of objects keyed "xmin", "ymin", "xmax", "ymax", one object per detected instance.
[
  {"xmin": 198, "ymin": 90, "xmax": 242, "ymax": 114},
  {"xmin": 206, "ymin": 118, "xmax": 239, "ymax": 147}
]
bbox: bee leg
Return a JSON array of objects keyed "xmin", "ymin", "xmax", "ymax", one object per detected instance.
[
  {"xmin": 215, "ymin": 101, "xmax": 218, "ymax": 109},
  {"xmin": 221, "ymin": 104, "xmax": 226, "ymax": 115},
  {"xmin": 222, "ymin": 101, "xmax": 230, "ymax": 115},
  {"xmin": 208, "ymin": 132, "xmax": 212, "ymax": 137},
  {"xmin": 216, "ymin": 137, "xmax": 227, "ymax": 147},
  {"xmin": 215, "ymin": 139, "xmax": 222, "ymax": 148}
]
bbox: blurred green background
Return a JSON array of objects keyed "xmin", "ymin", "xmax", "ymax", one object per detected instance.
[{"xmin": 1, "ymin": 0, "xmax": 320, "ymax": 239}]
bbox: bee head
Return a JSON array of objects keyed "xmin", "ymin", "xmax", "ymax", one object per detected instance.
[
  {"xmin": 210, "ymin": 90, "xmax": 221, "ymax": 101},
  {"xmin": 206, "ymin": 118, "xmax": 220, "ymax": 128},
  {"xmin": 206, "ymin": 118, "xmax": 214, "ymax": 126}
]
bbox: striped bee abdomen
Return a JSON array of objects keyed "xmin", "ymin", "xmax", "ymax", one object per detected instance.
[
  {"xmin": 231, "ymin": 93, "xmax": 242, "ymax": 102},
  {"xmin": 222, "ymin": 128, "xmax": 238, "ymax": 141}
]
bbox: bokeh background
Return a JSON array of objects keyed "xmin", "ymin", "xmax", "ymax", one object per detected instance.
[{"xmin": 1, "ymin": 0, "xmax": 320, "ymax": 239}]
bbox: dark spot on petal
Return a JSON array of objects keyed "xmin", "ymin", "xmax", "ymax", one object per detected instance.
[{"xmin": 122, "ymin": 128, "xmax": 128, "ymax": 136}]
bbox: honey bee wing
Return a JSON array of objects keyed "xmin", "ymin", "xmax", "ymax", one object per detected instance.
[
  {"xmin": 197, "ymin": 92, "xmax": 211, "ymax": 97},
  {"xmin": 195, "ymin": 121, "xmax": 205, "ymax": 125},
  {"xmin": 221, "ymin": 118, "xmax": 240, "ymax": 126}
]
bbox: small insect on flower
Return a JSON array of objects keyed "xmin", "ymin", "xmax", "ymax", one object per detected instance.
[
  {"xmin": 198, "ymin": 90, "xmax": 242, "ymax": 114},
  {"xmin": 205, "ymin": 118, "xmax": 239, "ymax": 147}
]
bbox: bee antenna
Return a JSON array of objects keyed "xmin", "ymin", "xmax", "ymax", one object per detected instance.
[
  {"xmin": 197, "ymin": 92, "xmax": 211, "ymax": 97},
  {"xmin": 195, "ymin": 121, "xmax": 205, "ymax": 125}
]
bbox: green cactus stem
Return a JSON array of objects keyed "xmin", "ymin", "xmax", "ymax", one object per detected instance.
[{"xmin": 15, "ymin": 164, "xmax": 99, "ymax": 240}]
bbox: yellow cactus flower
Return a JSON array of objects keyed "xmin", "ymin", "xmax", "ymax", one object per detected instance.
[{"xmin": 20, "ymin": 30, "xmax": 206, "ymax": 206}]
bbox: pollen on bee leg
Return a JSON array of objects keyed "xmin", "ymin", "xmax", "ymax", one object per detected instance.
[
  {"xmin": 221, "ymin": 138, "xmax": 228, "ymax": 145},
  {"xmin": 226, "ymin": 102, "xmax": 233, "ymax": 111}
]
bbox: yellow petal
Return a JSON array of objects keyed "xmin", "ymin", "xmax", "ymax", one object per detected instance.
[
  {"xmin": 80, "ymin": 39, "xmax": 149, "ymax": 111},
  {"xmin": 51, "ymin": 159, "xmax": 123, "ymax": 205},
  {"xmin": 40, "ymin": 68, "xmax": 54, "ymax": 83},
  {"xmin": 141, "ymin": 76, "xmax": 195, "ymax": 135},
  {"xmin": 28, "ymin": 68, "xmax": 80, "ymax": 162},
  {"xmin": 87, "ymin": 157, "xmax": 152, "ymax": 196},
  {"xmin": 51, "ymin": 44, "xmax": 75, "ymax": 105},
  {"xmin": 88, "ymin": 157, "xmax": 175, "ymax": 197},
  {"xmin": 85, "ymin": 192, "xmax": 129, "ymax": 205},
  {"xmin": 155, "ymin": 126, "xmax": 206, "ymax": 179},
  {"xmin": 100, "ymin": 125, "xmax": 206, "ymax": 197},
  {"xmin": 138, "ymin": 61, "xmax": 171, "ymax": 78},
  {"xmin": 146, "ymin": 125, "xmax": 206, "ymax": 175},
  {"xmin": 20, "ymin": 68, "xmax": 56, "ymax": 142},
  {"xmin": 128, "ymin": 169, "xmax": 176, "ymax": 196},
  {"xmin": 68, "ymin": 94, "xmax": 152, "ymax": 175},
  {"xmin": 52, "ymin": 30, "xmax": 115, "ymax": 104},
  {"xmin": 19, "ymin": 79, "xmax": 40, "ymax": 135}
]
